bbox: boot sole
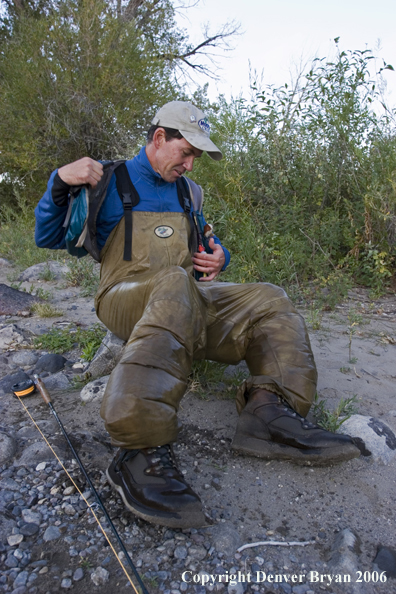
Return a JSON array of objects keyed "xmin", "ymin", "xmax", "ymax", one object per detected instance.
[
  {"xmin": 106, "ymin": 469, "xmax": 206, "ymax": 529},
  {"xmin": 231, "ymin": 433, "xmax": 361, "ymax": 466}
]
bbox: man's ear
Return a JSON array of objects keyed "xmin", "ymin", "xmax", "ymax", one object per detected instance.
[{"xmin": 153, "ymin": 127, "xmax": 166, "ymax": 149}]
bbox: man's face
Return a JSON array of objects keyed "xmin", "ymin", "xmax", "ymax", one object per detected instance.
[{"xmin": 154, "ymin": 134, "xmax": 203, "ymax": 183}]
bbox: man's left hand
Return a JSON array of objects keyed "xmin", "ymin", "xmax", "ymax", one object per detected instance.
[{"xmin": 192, "ymin": 238, "xmax": 225, "ymax": 282}]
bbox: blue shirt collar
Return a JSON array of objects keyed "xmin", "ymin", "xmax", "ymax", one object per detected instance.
[{"xmin": 136, "ymin": 146, "xmax": 167, "ymax": 184}]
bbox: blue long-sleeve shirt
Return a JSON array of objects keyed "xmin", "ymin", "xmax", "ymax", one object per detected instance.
[{"xmin": 35, "ymin": 146, "xmax": 230, "ymax": 269}]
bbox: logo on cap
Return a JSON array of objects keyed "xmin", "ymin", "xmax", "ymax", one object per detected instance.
[
  {"xmin": 198, "ymin": 118, "xmax": 210, "ymax": 135},
  {"xmin": 190, "ymin": 115, "xmax": 197, "ymax": 123}
]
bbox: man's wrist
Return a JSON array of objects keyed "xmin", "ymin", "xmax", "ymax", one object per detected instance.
[{"xmin": 52, "ymin": 172, "xmax": 71, "ymax": 207}]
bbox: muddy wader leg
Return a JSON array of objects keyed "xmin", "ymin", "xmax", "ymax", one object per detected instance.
[
  {"xmin": 99, "ymin": 266, "xmax": 206, "ymax": 528},
  {"xmin": 199, "ymin": 281, "xmax": 360, "ymax": 464}
]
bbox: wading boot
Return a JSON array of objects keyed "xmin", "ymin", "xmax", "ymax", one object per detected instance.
[
  {"xmin": 106, "ymin": 445, "xmax": 205, "ymax": 528},
  {"xmin": 232, "ymin": 388, "xmax": 360, "ymax": 465}
]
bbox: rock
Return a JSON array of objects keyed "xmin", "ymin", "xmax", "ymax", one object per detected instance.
[
  {"xmin": 0, "ymin": 324, "xmax": 25, "ymax": 350},
  {"xmin": 34, "ymin": 354, "xmax": 67, "ymax": 374},
  {"xmin": 0, "ymin": 284, "xmax": 39, "ymax": 316},
  {"xmin": 72, "ymin": 362, "xmax": 85, "ymax": 372},
  {"xmin": 11, "ymin": 351, "xmax": 39, "ymax": 367},
  {"xmin": 0, "ymin": 369, "xmax": 30, "ymax": 395},
  {"xmin": 22, "ymin": 509, "xmax": 42, "ymax": 525},
  {"xmin": 14, "ymin": 441, "xmax": 64, "ymax": 467},
  {"xmin": 19, "ymin": 261, "xmax": 70, "ymax": 282},
  {"xmin": 7, "ymin": 534, "xmax": 24, "ymax": 546},
  {"xmin": 174, "ymin": 545, "xmax": 188, "ymax": 560},
  {"xmin": 61, "ymin": 578, "xmax": 73, "ymax": 589},
  {"xmin": 2, "ymin": 477, "xmax": 19, "ymax": 490},
  {"xmin": 189, "ymin": 545, "xmax": 207, "ymax": 560},
  {"xmin": 228, "ymin": 584, "xmax": 244, "ymax": 594},
  {"xmin": 373, "ymin": 546, "xmax": 396, "ymax": 578},
  {"xmin": 63, "ymin": 503, "xmax": 76, "ymax": 516},
  {"xmin": 20, "ymin": 523, "xmax": 40, "ymax": 536},
  {"xmin": 40, "ymin": 371, "xmax": 71, "ymax": 391},
  {"xmin": 0, "ymin": 258, "xmax": 12, "ymax": 267},
  {"xmin": 91, "ymin": 566, "xmax": 110, "ymax": 586},
  {"xmin": 73, "ymin": 567, "xmax": 84, "ymax": 581},
  {"xmin": 87, "ymin": 331, "xmax": 125, "ymax": 379},
  {"xmin": 80, "ymin": 375, "xmax": 110, "ymax": 403},
  {"xmin": 13, "ymin": 570, "xmax": 29, "ymax": 587},
  {"xmin": 43, "ymin": 526, "xmax": 61, "ymax": 542},
  {"xmin": 339, "ymin": 415, "xmax": 396, "ymax": 464},
  {"xmin": 17, "ymin": 419, "xmax": 58, "ymax": 440},
  {"xmin": 328, "ymin": 528, "xmax": 360, "ymax": 574},
  {"xmin": 210, "ymin": 524, "xmax": 242, "ymax": 557},
  {"xmin": 0, "ymin": 431, "xmax": 17, "ymax": 465},
  {"xmin": 36, "ymin": 462, "xmax": 47, "ymax": 471}
]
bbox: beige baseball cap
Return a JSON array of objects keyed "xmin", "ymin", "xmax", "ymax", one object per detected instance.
[{"xmin": 151, "ymin": 101, "xmax": 223, "ymax": 161}]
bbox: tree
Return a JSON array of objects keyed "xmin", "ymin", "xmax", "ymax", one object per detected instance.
[{"xmin": 0, "ymin": 0, "xmax": 238, "ymax": 205}]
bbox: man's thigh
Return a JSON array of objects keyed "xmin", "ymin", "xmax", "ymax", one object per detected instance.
[
  {"xmin": 198, "ymin": 281, "xmax": 289, "ymax": 364},
  {"xmin": 97, "ymin": 267, "xmax": 206, "ymax": 345}
]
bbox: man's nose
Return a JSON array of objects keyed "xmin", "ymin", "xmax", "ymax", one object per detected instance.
[{"xmin": 183, "ymin": 156, "xmax": 195, "ymax": 171}]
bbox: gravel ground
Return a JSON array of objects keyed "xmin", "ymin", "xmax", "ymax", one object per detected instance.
[{"xmin": 0, "ymin": 259, "xmax": 396, "ymax": 594}]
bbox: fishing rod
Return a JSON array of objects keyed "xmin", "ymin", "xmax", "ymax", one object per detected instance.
[{"xmin": 13, "ymin": 375, "xmax": 149, "ymax": 594}]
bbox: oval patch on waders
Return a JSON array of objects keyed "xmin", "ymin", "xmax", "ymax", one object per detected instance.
[{"xmin": 154, "ymin": 225, "xmax": 174, "ymax": 238}]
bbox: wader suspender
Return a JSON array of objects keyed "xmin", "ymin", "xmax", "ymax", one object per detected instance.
[
  {"xmin": 115, "ymin": 165, "xmax": 194, "ymax": 262},
  {"xmin": 115, "ymin": 163, "xmax": 140, "ymax": 261}
]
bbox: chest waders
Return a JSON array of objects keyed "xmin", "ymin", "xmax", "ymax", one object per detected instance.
[{"xmin": 97, "ymin": 206, "xmax": 318, "ymax": 451}]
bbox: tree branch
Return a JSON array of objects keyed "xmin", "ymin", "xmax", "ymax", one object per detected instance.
[{"xmin": 158, "ymin": 21, "xmax": 241, "ymax": 80}]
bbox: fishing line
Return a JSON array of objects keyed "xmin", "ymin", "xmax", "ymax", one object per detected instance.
[{"xmin": 15, "ymin": 379, "xmax": 149, "ymax": 594}]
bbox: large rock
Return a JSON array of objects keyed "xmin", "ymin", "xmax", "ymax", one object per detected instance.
[
  {"xmin": 91, "ymin": 567, "xmax": 109, "ymax": 586},
  {"xmin": 0, "ymin": 370, "xmax": 30, "ymax": 395},
  {"xmin": 210, "ymin": 523, "xmax": 242, "ymax": 556},
  {"xmin": 80, "ymin": 375, "xmax": 110, "ymax": 403},
  {"xmin": 19, "ymin": 260, "xmax": 70, "ymax": 282},
  {"xmin": 0, "ymin": 325, "xmax": 25, "ymax": 350},
  {"xmin": 0, "ymin": 431, "xmax": 17, "ymax": 465},
  {"xmin": 87, "ymin": 331, "xmax": 125, "ymax": 379},
  {"xmin": 14, "ymin": 441, "xmax": 65, "ymax": 467},
  {"xmin": 339, "ymin": 415, "xmax": 396, "ymax": 465},
  {"xmin": 10, "ymin": 351, "xmax": 39, "ymax": 368},
  {"xmin": 41, "ymin": 372, "xmax": 71, "ymax": 391},
  {"xmin": 373, "ymin": 546, "xmax": 396, "ymax": 579},
  {"xmin": 0, "ymin": 284, "xmax": 39, "ymax": 316},
  {"xmin": 34, "ymin": 353, "xmax": 67, "ymax": 374},
  {"xmin": 328, "ymin": 528, "xmax": 360, "ymax": 574}
]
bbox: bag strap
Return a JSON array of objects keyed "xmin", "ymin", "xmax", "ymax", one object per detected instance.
[
  {"xmin": 115, "ymin": 163, "xmax": 140, "ymax": 261},
  {"xmin": 176, "ymin": 177, "xmax": 192, "ymax": 214}
]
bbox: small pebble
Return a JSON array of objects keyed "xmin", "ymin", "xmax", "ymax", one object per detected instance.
[
  {"xmin": 7, "ymin": 534, "xmax": 24, "ymax": 546},
  {"xmin": 73, "ymin": 567, "xmax": 84, "ymax": 581}
]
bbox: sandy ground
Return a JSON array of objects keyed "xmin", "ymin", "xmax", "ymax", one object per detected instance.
[{"xmin": 1, "ymin": 260, "xmax": 395, "ymax": 594}]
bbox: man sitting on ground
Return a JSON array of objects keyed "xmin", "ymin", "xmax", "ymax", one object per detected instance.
[{"xmin": 35, "ymin": 100, "xmax": 360, "ymax": 528}]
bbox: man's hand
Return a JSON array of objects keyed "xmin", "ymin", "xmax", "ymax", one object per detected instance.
[
  {"xmin": 192, "ymin": 237, "xmax": 225, "ymax": 282},
  {"xmin": 58, "ymin": 157, "xmax": 104, "ymax": 188}
]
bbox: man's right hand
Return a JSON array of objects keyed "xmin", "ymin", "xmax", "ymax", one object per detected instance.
[{"xmin": 58, "ymin": 157, "xmax": 104, "ymax": 188}]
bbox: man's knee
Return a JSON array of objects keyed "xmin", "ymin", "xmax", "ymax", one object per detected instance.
[
  {"xmin": 256, "ymin": 282, "xmax": 288, "ymax": 299},
  {"xmin": 252, "ymin": 282, "xmax": 295, "ymax": 314}
]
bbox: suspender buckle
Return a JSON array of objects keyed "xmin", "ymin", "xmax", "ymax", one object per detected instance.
[{"xmin": 122, "ymin": 193, "xmax": 132, "ymax": 209}]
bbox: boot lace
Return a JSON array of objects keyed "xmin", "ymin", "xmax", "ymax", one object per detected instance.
[
  {"xmin": 115, "ymin": 445, "xmax": 180, "ymax": 475},
  {"xmin": 280, "ymin": 397, "xmax": 317, "ymax": 430},
  {"xmin": 144, "ymin": 445, "xmax": 179, "ymax": 475}
]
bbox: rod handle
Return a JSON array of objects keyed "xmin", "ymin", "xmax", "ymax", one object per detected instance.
[{"xmin": 33, "ymin": 375, "xmax": 52, "ymax": 404}]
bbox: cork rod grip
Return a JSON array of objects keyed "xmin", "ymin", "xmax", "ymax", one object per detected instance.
[{"xmin": 33, "ymin": 375, "xmax": 52, "ymax": 404}]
